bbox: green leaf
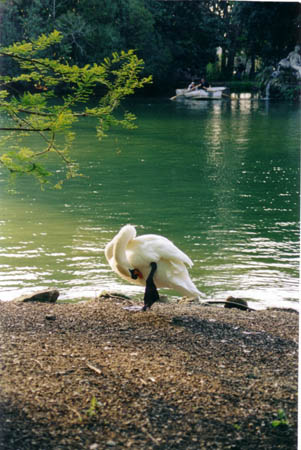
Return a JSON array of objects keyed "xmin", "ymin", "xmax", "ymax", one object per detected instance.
[{"xmin": 17, "ymin": 148, "xmax": 35, "ymax": 160}]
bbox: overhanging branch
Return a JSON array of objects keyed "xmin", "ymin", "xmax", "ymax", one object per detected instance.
[{"xmin": 0, "ymin": 127, "xmax": 51, "ymax": 131}]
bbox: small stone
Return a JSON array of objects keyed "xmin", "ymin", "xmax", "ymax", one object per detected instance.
[
  {"xmin": 16, "ymin": 289, "xmax": 60, "ymax": 303},
  {"xmin": 45, "ymin": 315, "xmax": 56, "ymax": 321},
  {"xmin": 106, "ymin": 440, "xmax": 117, "ymax": 447},
  {"xmin": 224, "ymin": 296, "xmax": 248, "ymax": 311}
]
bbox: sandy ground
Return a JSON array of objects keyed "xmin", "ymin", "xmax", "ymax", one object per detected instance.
[{"xmin": 0, "ymin": 295, "xmax": 298, "ymax": 449}]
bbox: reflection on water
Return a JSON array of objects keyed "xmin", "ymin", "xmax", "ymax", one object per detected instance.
[{"xmin": 0, "ymin": 98, "xmax": 299, "ymax": 309}]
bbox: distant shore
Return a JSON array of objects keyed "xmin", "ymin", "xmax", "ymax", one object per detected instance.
[{"xmin": 0, "ymin": 296, "xmax": 298, "ymax": 449}]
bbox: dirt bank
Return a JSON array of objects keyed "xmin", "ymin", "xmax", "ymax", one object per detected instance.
[{"xmin": 0, "ymin": 296, "xmax": 298, "ymax": 449}]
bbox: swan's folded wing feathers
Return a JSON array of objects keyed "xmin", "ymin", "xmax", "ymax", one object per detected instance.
[
  {"xmin": 155, "ymin": 236, "xmax": 193, "ymax": 267},
  {"xmin": 134, "ymin": 234, "xmax": 193, "ymax": 267}
]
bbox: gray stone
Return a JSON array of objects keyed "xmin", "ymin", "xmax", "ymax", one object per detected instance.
[{"xmin": 16, "ymin": 289, "xmax": 59, "ymax": 303}]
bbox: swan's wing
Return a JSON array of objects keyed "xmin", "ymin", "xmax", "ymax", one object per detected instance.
[
  {"xmin": 129, "ymin": 234, "xmax": 193, "ymax": 267},
  {"xmin": 105, "ymin": 225, "xmax": 136, "ymax": 267},
  {"xmin": 104, "ymin": 239, "xmax": 114, "ymax": 264},
  {"xmin": 105, "ymin": 234, "xmax": 119, "ymax": 266}
]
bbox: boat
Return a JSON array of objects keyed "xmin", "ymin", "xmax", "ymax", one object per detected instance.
[{"xmin": 175, "ymin": 86, "xmax": 226, "ymax": 100}]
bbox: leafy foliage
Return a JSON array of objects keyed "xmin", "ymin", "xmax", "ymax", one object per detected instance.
[
  {"xmin": 232, "ymin": 2, "xmax": 300, "ymax": 64},
  {"xmin": 0, "ymin": 1, "xmax": 299, "ymax": 83},
  {"xmin": 271, "ymin": 409, "xmax": 289, "ymax": 429},
  {"xmin": 0, "ymin": 31, "xmax": 152, "ymax": 187},
  {"xmin": 0, "ymin": 0, "xmax": 222, "ymax": 83}
]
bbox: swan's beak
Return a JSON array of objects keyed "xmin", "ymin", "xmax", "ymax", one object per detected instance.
[{"xmin": 129, "ymin": 268, "xmax": 143, "ymax": 280}]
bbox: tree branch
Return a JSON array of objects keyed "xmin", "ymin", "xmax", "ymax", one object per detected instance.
[
  {"xmin": 16, "ymin": 109, "xmax": 55, "ymax": 117},
  {"xmin": 0, "ymin": 127, "xmax": 51, "ymax": 131},
  {"xmin": 0, "ymin": 51, "xmax": 53, "ymax": 70}
]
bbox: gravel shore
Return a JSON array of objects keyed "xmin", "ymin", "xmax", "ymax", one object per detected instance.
[{"xmin": 0, "ymin": 296, "xmax": 298, "ymax": 449}]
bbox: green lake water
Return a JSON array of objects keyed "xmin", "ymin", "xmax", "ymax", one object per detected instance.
[{"xmin": 0, "ymin": 97, "xmax": 299, "ymax": 309}]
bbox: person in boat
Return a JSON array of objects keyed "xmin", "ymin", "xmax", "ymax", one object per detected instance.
[
  {"xmin": 199, "ymin": 77, "xmax": 210, "ymax": 89},
  {"xmin": 187, "ymin": 81, "xmax": 196, "ymax": 90}
]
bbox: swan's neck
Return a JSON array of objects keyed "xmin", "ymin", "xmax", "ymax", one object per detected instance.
[
  {"xmin": 143, "ymin": 262, "xmax": 159, "ymax": 310},
  {"xmin": 113, "ymin": 226, "xmax": 136, "ymax": 278},
  {"xmin": 147, "ymin": 262, "xmax": 157, "ymax": 281}
]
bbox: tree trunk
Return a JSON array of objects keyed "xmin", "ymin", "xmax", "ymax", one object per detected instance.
[
  {"xmin": 249, "ymin": 55, "xmax": 256, "ymax": 79},
  {"xmin": 226, "ymin": 50, "xmax": 235, "ymax": 79},
  {"xmin": 221, "ymin": 47, "xmax": 227, "ymax": 77}
]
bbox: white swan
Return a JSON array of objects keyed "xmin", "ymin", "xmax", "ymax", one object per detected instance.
[{"xmin": 105, "ymin": 224, "xmax": 201, "ymax": 310}]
